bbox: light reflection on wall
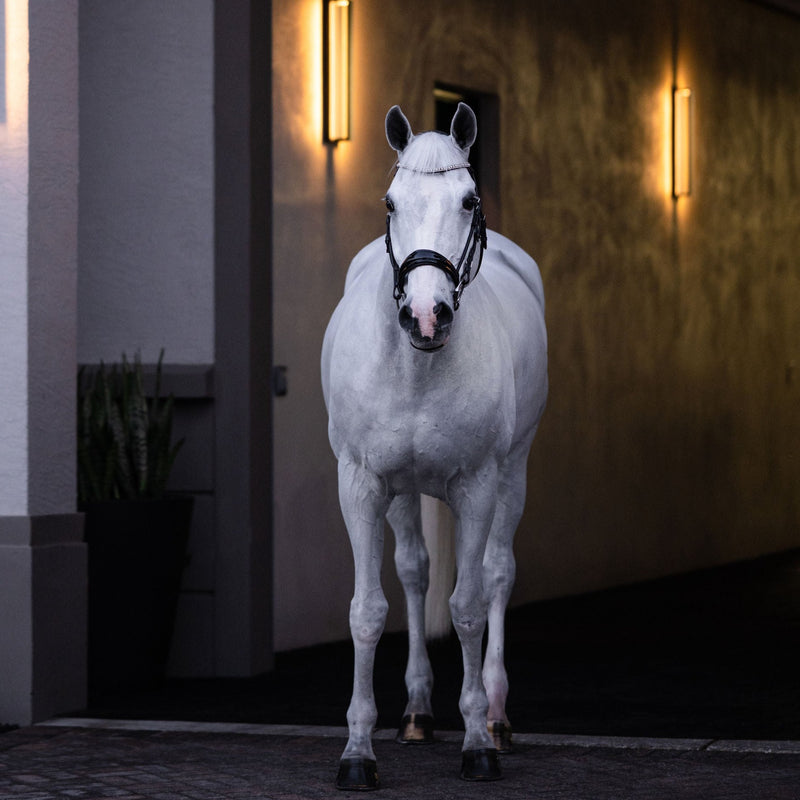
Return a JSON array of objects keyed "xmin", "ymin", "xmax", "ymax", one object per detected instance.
[
  {"xmin": 1, "ymin": 0, "xmax": 5, "ymax": 123},
  {"xmin": 644, "ymin": 78, "xmax": 674, "ymax": 208},
  {"xmin": 2, "ymin": 0, "xmax": 27, "ymax": 137},
  {"xmin": 305, "ymin": 0, "xmax": 322, "ymax": 145}
]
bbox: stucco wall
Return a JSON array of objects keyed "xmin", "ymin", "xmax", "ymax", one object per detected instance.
[
  {"xmin": 0, "ymin": 0, "xmax": 30, "ymax": 514},
  {"xmin": 0, "ymin": 0, "xmax": 79, "ymax": 515},
  {"xmin": 272, "ymin": 0, "xmax": 800, "ymax": 650},
  {"xmin": 0, "ymin": 0, "xmax": 87, "ymax": 727},
  {"xmin": 77, "ymin": 0, "xmax": 214, "ymax": 365}
]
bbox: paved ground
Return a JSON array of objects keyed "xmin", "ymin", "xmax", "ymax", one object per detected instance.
[{"xmin": 1, "ymin": 720, "xmax": 799, "ymax": 799}]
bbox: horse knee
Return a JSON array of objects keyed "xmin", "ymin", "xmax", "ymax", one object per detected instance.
[
  {"xmin": 449, "ymin": 595, "xmax": 487, "ymax": 641},
  {"xmin": 349, "ymin": 594, "xmax": 389, "ymax": 646}
]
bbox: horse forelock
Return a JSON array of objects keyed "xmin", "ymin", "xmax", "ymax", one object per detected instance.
[{"xmin": 396, "ymin": 131, "xmax": 471, "ymax": 176}]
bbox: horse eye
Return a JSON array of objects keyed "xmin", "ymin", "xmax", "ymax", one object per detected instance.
[
  {"xmin": 385, "ymin": 198, "xmax": 395, "ymax": 212},
  {"xmin": 462, "ymin": 195, "xmax": 478, "ymax": 211}
]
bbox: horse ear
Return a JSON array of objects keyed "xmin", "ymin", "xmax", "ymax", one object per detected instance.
[
  {"xmin": 450, "ymin": 102, "xmax": 477, "ymax": 152},
  {"xmin": 386, "ymin": 105, "xmax": 414, "ymax": 153}
]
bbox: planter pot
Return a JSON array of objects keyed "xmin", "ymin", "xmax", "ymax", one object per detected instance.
[{"xmin": 83, "ymin": 495, "xmax": 194, "ymax": 694}]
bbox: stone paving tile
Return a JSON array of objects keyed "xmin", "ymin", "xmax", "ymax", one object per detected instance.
[{"xmin": 0, "ymin": 726, "xmax": 799, "ymax": 800}]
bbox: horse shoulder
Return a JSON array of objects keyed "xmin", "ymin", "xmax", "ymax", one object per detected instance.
[
  {"xmin": 482, "ymin": 230, "xmax": 545, "ymax": 313},
  {"xmin": 343, "ymin": 236, "xmax": 386, "ymax": 293},
  {"xmin": 478, "ymin": 231, "xmax": 548, "ymax": 438},
  {"xmin": 322, "ymin": 236, "xmax": 388, "ymax": 404}
]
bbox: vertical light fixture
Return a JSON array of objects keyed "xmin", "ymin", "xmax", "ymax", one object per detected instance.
[
  {"xmin": 324, "ymin": 0, "xmax": 351, "ymax": 143},
  {"xmin": 672, "ymin": 87, "xmax": 693, "ymax": 197}
]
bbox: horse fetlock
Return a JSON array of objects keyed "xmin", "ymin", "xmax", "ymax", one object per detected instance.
[
  {"xmin": 343, "ymin": 726, "xmax": 376, "ymax": 755},
  {"xmin": 459, "ymin": 688, "xmax": 491, "ymax": 750},
  {"xmin": 459, "ymin": 690, "xmax": 490, "ymax": 722},
  {"xmin": 404, "ymin": 671, "xmax": 433, "ymax": 702},
  {"xmin": 462, "ymin": 724, "xmax": 496, "ymax": 753}
]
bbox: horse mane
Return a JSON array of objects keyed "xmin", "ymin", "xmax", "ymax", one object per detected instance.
[{"xmin": 396, "ymin": 131, "xmax": 471, "ymax": 175}]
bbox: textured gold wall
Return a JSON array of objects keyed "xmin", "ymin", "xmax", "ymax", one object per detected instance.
[
  {"xmin": 522, "ymin": 0, "xmax": 800, "ymax": 599},
  {"xmin": 272, "ymin": 0, "xmax": 800, "ymax": 648}
]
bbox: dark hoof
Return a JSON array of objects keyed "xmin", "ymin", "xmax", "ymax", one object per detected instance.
[
  {"xmin": 460, "ymin": 748, "xmax": 502, "ymax": 781},
  {"xmin": 336, "ymin": 758, "xmax": 379, "ymax": 791},
  {"xmin": 396, "ymin": 713, "xmax": 435, "ymax": 745},
  {"xmin": 489, "ymin": 721, "xmax": 513, "ymax": 753}
]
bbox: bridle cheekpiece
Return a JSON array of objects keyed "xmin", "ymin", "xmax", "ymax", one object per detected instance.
[{"xmin": 385, "ymin": 164, "xmax": 487, "ymax": 311}]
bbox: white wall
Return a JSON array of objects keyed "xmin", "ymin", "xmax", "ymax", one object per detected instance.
[
  {"xmin": 0, "ymin": 0, "xmax": 77, "ymax": 516},
  {"xmin": 0, "ymin": 0, "xmax": 30, "ymax": 515},
  {"xmin": 78, "ymin": 0, "xmax": 214, "ymax": 365},
  {"xmin": 0, "ymin": 0, "xmax": 86, "ymax": 727}
]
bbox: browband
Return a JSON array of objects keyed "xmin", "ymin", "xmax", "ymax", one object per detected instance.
[{"xmin": 396, "ymin": 162, "xmax": 472, "ymax": 174}]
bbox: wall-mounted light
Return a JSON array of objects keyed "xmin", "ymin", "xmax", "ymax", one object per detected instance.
[
  {"xmin": 324, "ymin": 0, "xmax": 351, "ymax": 143},
  {"xmin": 672, "ymin": 87, "xmax": 693, "ymax": 197}
]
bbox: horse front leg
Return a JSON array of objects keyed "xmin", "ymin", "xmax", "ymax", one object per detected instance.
[
  {"xmin": 449, "ymin": 468, "xmax": 502, "ymax": 782},
  {"xmin": 387, "ymin": 494, "xmax": 435, "ymax": 744},
  {"xmin": 336, "ymin": 460, "xmax": 391, "ymax": 791}
]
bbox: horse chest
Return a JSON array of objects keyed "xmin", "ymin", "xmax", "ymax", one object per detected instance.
[{"xmin": 334, "ymin": 354, "xmax": 514, "ymax": 495}]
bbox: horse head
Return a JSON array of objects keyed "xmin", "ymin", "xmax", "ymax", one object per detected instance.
[{"xmin": 384, "ymin": 103, "xmax": 485, "ymax": 351}]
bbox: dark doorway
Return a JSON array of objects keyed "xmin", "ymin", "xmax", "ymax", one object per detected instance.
[{"xmin": 434, "ymin": 84, "xmax": 501, "ymax": 229}]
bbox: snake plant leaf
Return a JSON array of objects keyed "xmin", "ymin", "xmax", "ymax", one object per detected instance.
[{"xmin": 77, "ymin": 351, "xmax": 184, "ymax": 504}]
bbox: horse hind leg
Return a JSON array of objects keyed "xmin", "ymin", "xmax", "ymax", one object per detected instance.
[
  {"xmin": 483, "ymin": 537, "xmax": 515, "ymax": 753},
  {"xmin": 482, "ymin": 457, "xmax": 528, "ymax": 754},
  {"xmin": 387, "ymin": 494, "xmax": 435, "ymax": 745}
]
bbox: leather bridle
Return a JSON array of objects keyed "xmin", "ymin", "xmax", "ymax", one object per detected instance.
[{"xmin": 385, "ymin": 196, "xmax": 487, "ymax": 311}]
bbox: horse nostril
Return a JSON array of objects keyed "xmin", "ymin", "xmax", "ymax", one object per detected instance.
[
  {"xmin": 433, "ymin": 302, "xmax": 454, "ymax": 327},
  {"xmin": 398, "ymin": 304, "xmax": 414, "ymax": 332}
]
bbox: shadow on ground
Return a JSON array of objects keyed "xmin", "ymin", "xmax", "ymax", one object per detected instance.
[{"xmin": 79, "ymin": 549, "xmax": 800, "ymax": 741}]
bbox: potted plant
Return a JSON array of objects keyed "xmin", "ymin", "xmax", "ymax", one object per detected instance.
[{"xmin": 78, "ymin": 351, "xmax": 193, "ymax": 694}]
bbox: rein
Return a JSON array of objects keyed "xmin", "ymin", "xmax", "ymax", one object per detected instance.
[{"xmin": 385, "ymin": 197, "xmax": 487, "ymax": 311}]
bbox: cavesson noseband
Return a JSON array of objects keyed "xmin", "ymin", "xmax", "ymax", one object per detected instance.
[{"xmin": 385, "ymin": 165, "xmax": 487, "ymax": 311}]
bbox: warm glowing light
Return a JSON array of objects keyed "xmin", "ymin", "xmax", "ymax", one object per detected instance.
[
  {"xmin": 326, "ymin": 0, "xmax": 350, "ymax": 141},
  {"xmin": 325, "ymin": 0, "xmax": 350, "ymax": 142},
  {"xmin": 661, "ymin": 88, "xmax": 673, "ymax": 199},
  {"xmin": 673, "ymin": 87, "xmax": 693, "ymax": 197}
]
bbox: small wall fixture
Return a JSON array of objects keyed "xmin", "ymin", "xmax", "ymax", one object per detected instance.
[
  {"xmin": 324, "ymin": 0, "xmax": 351, "ymax": 142},
  {"xmin": 672, "ymin": 87, "xmax": 693, "ymax": 197}
]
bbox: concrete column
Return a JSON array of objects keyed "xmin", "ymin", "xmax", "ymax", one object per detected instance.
[
  {"xmin": 0, "ymin": 0, "xmax": 85, "ymax": 725},
  {"xmin": 213, "ymin": 0, "xmax": 273, "ymax": 676}
]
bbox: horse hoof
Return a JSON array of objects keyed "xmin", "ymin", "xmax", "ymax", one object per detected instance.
[
  {"xmin": 396, "ymin": 713, "xmax": 435, "ymax": 744},
  {"xmin": 489, "ymin": 721, "xmax": 513, "ymax": 753},
  {"xmin": 336, "ymin": 758, "xmax": 379, "ymax": 791},
  {"xmin": 460, "ymin": 748, "xmax": 502, "ymax": 781}
]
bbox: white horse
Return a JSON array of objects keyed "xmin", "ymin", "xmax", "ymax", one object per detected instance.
[{"xmin": 321, "ymin": 103, "xmax": 548, "ymax": 789}]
